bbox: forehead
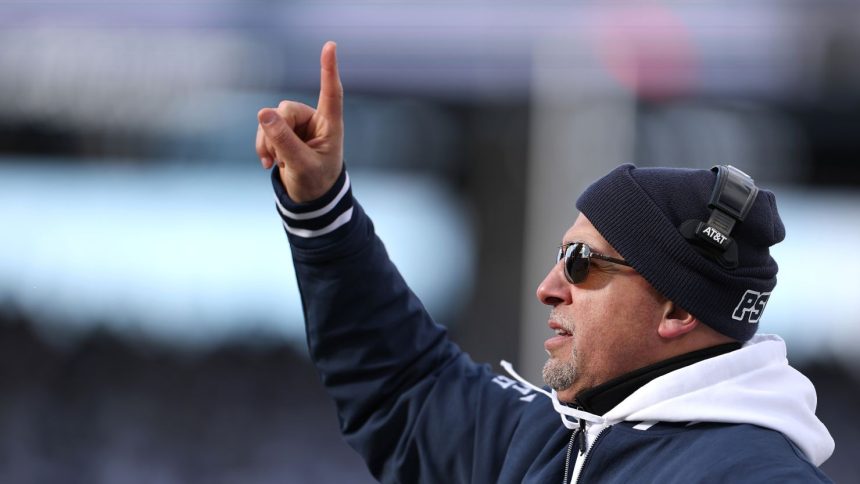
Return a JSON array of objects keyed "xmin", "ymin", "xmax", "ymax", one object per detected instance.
[{"xmin": 562, "ymin": 214, "xmax": 621, "ymax": 258}]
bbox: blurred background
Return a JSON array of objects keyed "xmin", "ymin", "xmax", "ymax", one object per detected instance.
[{"xmin": 1, "ymin": 1, "xmax": 859, "ymax": 482}]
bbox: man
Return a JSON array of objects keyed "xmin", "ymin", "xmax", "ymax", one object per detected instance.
[{"xmin": 255, "ymin": 42, "xmax": 834, "ymax": 483}]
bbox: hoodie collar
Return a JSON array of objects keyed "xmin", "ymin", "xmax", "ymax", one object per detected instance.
[
  {"xmin": 503, "ymin": 335, "xmax": 833, "ymax": 466},
  {"xmin": 574, "ymin": 343, "xmax": 741, "ymax": 415},
  {"xmin": 601, "ymin": 334, "xmax": 834, "ymax": 466}
]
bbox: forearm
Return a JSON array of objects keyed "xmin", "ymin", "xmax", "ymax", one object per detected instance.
[
  {"xmin": 290, "ymin": 203, "xmax": 460, "ymax": 428},
  {"xmin": 274, "ymin": 168, "xmax": 464, "ymax": 471},
  {"xmin": 257, "ymin": 44, "xmax": 523, "ymax": 482}
]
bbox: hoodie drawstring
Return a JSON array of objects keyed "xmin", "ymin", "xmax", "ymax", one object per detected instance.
[{"xmin": 500, "ymin": 361, "xmax": 606, "ymax": 430}]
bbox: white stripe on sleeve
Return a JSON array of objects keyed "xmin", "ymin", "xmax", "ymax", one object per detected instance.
[
  {"xmin": 275, "ymin": 172, "xmax": 351, "ymax": 221},
  {"xmin": 282, "ymin": 207, "xmax": 354, "ymax": 238}
]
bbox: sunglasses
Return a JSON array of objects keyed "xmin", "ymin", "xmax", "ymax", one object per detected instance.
[{"xmin": 556, "ymin": 242, "xmax": 632, "ymax": 284}]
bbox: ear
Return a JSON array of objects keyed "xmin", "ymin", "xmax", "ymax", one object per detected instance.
[{"xmin": 657, "ymin": 300, "xmax": 699, "ymax": 339}]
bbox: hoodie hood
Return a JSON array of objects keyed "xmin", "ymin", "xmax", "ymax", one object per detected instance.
[
  {"xmin": 603, "ymin": 334, "xmax": 833, "ymax": 465},
  {"xmin": 503, "ymin": 334, "xmax": 834, "ymax": 466}
]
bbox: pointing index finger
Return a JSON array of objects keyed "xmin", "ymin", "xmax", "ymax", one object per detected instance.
[{"xmin": 317, "ymin": 41, "xmax": 343, "ymax": 121}]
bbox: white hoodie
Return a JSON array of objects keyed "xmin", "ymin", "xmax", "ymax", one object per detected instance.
[{"xmin": 504, "ymin": 334, "xmax": 834, "ymax": 482}]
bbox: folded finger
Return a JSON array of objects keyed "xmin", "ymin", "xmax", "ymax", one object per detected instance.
[
  {"xmin": 256, "ymin": 123, "xmax": 274, "ymax": 168},
  {"xmin": 276, "ymin": 100, "xmax": 316, "ymax": 134},
  {"xmin": 258, "ymin": 108, "xmax": 308, "ymax": 165}
]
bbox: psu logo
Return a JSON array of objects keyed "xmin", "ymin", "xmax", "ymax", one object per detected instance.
[{"xmin": 732, "ymin": 290, "xmax": 771, "ymax": 323}]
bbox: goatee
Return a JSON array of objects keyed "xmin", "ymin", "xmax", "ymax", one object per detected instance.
[{"xmin": 542, "ymin": 309, "xmax": 577, "ymax": 391}]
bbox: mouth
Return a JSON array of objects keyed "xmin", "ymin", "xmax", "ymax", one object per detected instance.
[
  {"xmin": 545, "ymin": 320, "xmax": 573, "ymax": 352},
  {"xmin": 548, "ymin": 320, "xmax": 572, "ymax": 335}
]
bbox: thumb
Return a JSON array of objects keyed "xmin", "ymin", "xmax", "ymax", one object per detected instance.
[{"xmin": 258, "ymin": 108, "xmax": 308, "ymax": 166}]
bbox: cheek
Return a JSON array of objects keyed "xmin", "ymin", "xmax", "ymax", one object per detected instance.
[
  {"xmin": 604, "ymin": 277, "xmax": 664, "ymax": 326},
  {"xmin": 570, "ymin": 298, "xmax": 621, "ymax": 364},
  {"xmin": 572, "ymin": 281, "xmax": 664, "ymax": 371}
]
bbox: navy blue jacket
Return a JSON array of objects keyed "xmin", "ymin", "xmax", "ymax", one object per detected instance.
[{"xmin": 273, "ymin": 168, "xmax": 833, "ymax": 483}]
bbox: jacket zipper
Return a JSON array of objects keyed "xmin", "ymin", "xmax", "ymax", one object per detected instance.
[
  {"xmin": 573, "ymin": 426, "xmax": 610, "ymax": 484},
  {"xmin": 561, "ymin": 429, "xmax": 577, "ymax": 484},
  {"xmin": 562, "ymin": 417, "xmax": 589, "ymax": 484},
  {"xmin": 577, "ymin": 418, "xmax": 587, "ymax": 455}
]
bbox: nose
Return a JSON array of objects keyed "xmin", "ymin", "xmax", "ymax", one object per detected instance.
[{"xmin": 536, "ymin": 262, "xmax": 571, "ymax": 306}]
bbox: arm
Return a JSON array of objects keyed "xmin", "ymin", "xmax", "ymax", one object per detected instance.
[{"xmin": 256, "ymin": 43, "xmax": 534, "ymax": 483}]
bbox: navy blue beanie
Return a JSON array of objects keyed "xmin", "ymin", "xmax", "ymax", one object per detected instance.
[{"xmin": 576, "ymin": 164, "xmax": 785, "ymax": 341}]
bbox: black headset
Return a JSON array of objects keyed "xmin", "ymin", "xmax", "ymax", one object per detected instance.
[{"xmin": 679, "ymin": 165, "xmax": 759, "ymax": 269}]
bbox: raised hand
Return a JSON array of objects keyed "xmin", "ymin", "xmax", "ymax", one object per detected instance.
[{"xmin": 256, "ymin": 41, "xmax": 344, "ymax": 202}]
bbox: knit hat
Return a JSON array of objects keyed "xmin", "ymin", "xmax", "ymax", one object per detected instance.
[{"xmin": 576, "ymin": 164, "xmax": 785, "ymax": 341}]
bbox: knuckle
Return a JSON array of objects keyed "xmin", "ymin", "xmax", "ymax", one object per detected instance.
[{"xmin": 271, "ymin": 128, "xmax": 292, "ymax": 146}]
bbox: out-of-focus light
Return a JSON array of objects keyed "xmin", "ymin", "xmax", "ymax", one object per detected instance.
[
  {"xmin": 0, "ymin": 160, "xmax": 475, "ymax": 350},
  {"xmin": 590, "ymin": 3, "xmax": 697, "ymax": 100},
  {"xmin": 764, "ymin": 188, "xmax": 860, "ymax": 364}
]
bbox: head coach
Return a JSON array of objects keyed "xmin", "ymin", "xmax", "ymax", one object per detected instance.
[{"xmin": 255, "ymin": 42, "xmax": 834, "ymax": 483}]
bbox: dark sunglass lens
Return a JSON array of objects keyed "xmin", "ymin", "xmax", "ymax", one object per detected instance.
[{"xmin": 564, "ymin": 243, "xmax": 589, "ymax": 283}]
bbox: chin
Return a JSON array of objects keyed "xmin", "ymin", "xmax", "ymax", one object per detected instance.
[{"xmin": 542, "ymin": 357, "xmax": 577, "ymax": 394}]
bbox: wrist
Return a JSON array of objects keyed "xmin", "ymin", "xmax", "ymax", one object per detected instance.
[
  {"xmin": 271, "ymin": 163, "xmax": 354, "ymax": 245},
  {"xmin": 280, "ymin": 175, "xmax": 330, "ymax": 203},
  {"xmin": 279, "ymin": 164, "xmax": 343, "ymax": 203}
]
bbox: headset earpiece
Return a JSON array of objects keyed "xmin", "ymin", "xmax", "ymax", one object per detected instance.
[{"xmin": 680, "ymin": 165, "xmax": 759, "ymax": 269}]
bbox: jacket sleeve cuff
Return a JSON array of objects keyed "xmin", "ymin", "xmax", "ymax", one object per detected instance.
[{"xmin": 271, "ymin": 165, "xmax": 364, "ymax": 253}]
